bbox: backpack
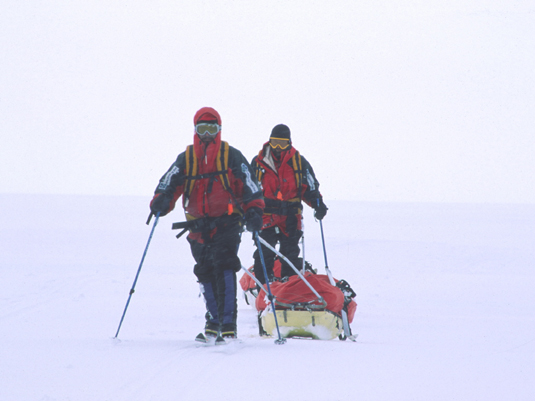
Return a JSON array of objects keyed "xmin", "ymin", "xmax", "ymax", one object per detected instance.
[{"xmin": 183, "ymin": 141, "xmax": 242, "ymax": 215}]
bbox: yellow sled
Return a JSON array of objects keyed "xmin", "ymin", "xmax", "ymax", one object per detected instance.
[{"xmin": 260, "ymin": 309, "xmax": 343, "ymax": 340}]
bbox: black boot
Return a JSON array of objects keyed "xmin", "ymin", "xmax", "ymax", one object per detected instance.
[
  {"xmin": 204, "ymin": 319, "xmax": 219, "ymax": 338},
  {"xmin": 220, "ymin": 323, "xmax": 237, "ymax": 339}
]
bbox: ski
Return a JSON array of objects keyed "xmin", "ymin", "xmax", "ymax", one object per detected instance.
[
  {"xmin": 215, "ymin": 335, "xmax": 226, "ymax": 345},
  {"xmin": 195, "ymin": 333, "xmax": 209, "ymax": 343},
  {"xmin": 195, "ymin": 332, "xmax": 217, "ymax": 345},
  {"xmin": 195, "ymin": 332, "xmax": 229, "ymax": 346}
]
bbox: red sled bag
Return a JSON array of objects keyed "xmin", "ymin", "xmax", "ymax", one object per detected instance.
[
  {"xmin": 241, "ymin": 259, "xmax": 357, "ymax": 323},
  {"xmin": 256, "ymin": 272, "xmax": 342, "ymax": 311}
]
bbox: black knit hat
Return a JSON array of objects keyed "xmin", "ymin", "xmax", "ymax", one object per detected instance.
[{"xmin": 270, "ymin": 124, "xmax": 291, "ymax": 140}]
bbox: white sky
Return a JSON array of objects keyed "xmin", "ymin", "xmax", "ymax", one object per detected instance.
[{"xmin": 1, "ymin": 1, "xmax": 534, "ymax": 203}]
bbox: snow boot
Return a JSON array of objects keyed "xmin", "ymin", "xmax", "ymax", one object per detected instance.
[
  {"xmin": 204, "ymin": 321, "xmax": 219, "ymax": 338},
  {"xmin": 220, "ymin": 323, "xmax": 237, "ymax": 339}
]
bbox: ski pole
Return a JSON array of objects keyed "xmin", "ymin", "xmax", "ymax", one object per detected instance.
[
  {"xmin": 317, "ymin": 203, "xmax": 356, "ymax": 341},
  {"xmin": 254, "ymin": 231, "xmax": 286, "ymax": 345},
  {"xmin": 318, "ymin": 219, "xmax": 333, "ymax": 282},
  {"xmin": 317, "ymin": 199, "xmax": 334, "ymax": 284},
  {"xmin": 301, "ymin": 222, "xmax": 306, "ymax": 273},
  {"xmin": 114, "ymin": 212, "xmax": 160, "ymax": 338}
]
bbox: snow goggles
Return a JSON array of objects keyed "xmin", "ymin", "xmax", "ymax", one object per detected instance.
[
  {"xmin": 195, "ymin": 123, "xmax": 220, "ymax": 136},
  {"xmin": 269, "ymin": 137, "xmax": 290, "ymax": 150}
]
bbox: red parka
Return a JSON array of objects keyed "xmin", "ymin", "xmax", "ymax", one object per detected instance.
[{"xmin": 251, "ymin": 143, "xmax": 322, "ymax": 235}]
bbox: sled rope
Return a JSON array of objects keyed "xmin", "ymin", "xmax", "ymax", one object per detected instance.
[
  {"xmin": 241, "ymin": 264, "xmax": 264, "ymax": 289},
  {"xmin": 257, "ymin": 236, "xmax": 326, "ymax": 308}
]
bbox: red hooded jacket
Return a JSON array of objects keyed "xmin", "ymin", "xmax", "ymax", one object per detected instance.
[{"xmin": 152, "ymin": 107, "xmax": 264, "ymax": 241}]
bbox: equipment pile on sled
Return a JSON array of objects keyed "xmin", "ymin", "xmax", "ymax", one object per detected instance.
[{"xmin": 240, "ymin": 258, "xmax": 357, "ymax": 340}]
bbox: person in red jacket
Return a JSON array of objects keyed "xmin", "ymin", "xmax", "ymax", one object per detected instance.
[
  {"xmin": 251, "ymin": 124, "xmax": 327, "ymax": 285},
  {"xmin": 149, "ymin": 107, "xmax": 264, "ymax": 340}
]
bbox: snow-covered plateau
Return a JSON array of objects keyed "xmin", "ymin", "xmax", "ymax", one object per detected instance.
[{"xmin": 1, "ymin": 194, "xmax": 534, "ymax": 401}]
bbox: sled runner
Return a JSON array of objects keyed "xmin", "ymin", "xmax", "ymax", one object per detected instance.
[{"xmin": 240, "ymin": 259, "xmax": 357, "ymax": 340}]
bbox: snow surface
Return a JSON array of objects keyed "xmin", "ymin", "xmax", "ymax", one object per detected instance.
[{"xmin": 1, "ymin": 194, "xmax": 534, "ymax": 401}]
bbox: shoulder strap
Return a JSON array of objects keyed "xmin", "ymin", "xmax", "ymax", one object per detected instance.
[
  {"xmin": 184, "ymin": 145, "xmax": 198, "ymax": 199},
  {"xmin": 290, "ymin": 150, "xmax": 303, "ymax": 193},
  {"xmin": 217, "ymin": 141, "xmax": 231, "ymax": 192},
  {"xmin": 254, "ymin": 160, "xmax": 264, "ymax": 183}
]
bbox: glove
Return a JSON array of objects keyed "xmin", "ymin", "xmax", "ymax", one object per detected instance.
[
  {"xmin": 314, "ymin": 198, "xmax": 328, "ymax": 220},
  {"xmin": 245, "ymin": 207, "xmax": 263, "ymax": 232},
  {"xmin": 150, "ymin": 193, "xmax": 174, "ymax": 216}
]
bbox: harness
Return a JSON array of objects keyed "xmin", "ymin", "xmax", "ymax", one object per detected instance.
[
  {"xmin": 172, "ymin": 214, "xmax": 241, "ymax": 241},
  {"xmin": 263, "ymin": 199, "xmax": 303, "ymax": 216}
]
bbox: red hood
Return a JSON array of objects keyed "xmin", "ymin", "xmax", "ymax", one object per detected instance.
[
  {"xmin": 193, "ymin": 107, "xmax": 222, "ymax": 172},
  {"xmin": 194, "ymin": 107, "xmax": 221, "ymax": 125}
]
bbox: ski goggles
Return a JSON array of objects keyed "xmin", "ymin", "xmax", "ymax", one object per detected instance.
[
  {"xmin": 269, "ymin": 137, "xmax": 290, "ymax": 150},
  {"xmin": 195, "ymin": 123, "xmax": 220, "ymax": 136}
]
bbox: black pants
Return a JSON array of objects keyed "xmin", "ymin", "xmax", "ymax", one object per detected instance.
[
  {"xmin": 253, "ymin": 226, "xmax": 302, "ymax": 284},
  {"xmin": 188, "ymin": 219, "xmax": 242, "ymax": 330}
]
